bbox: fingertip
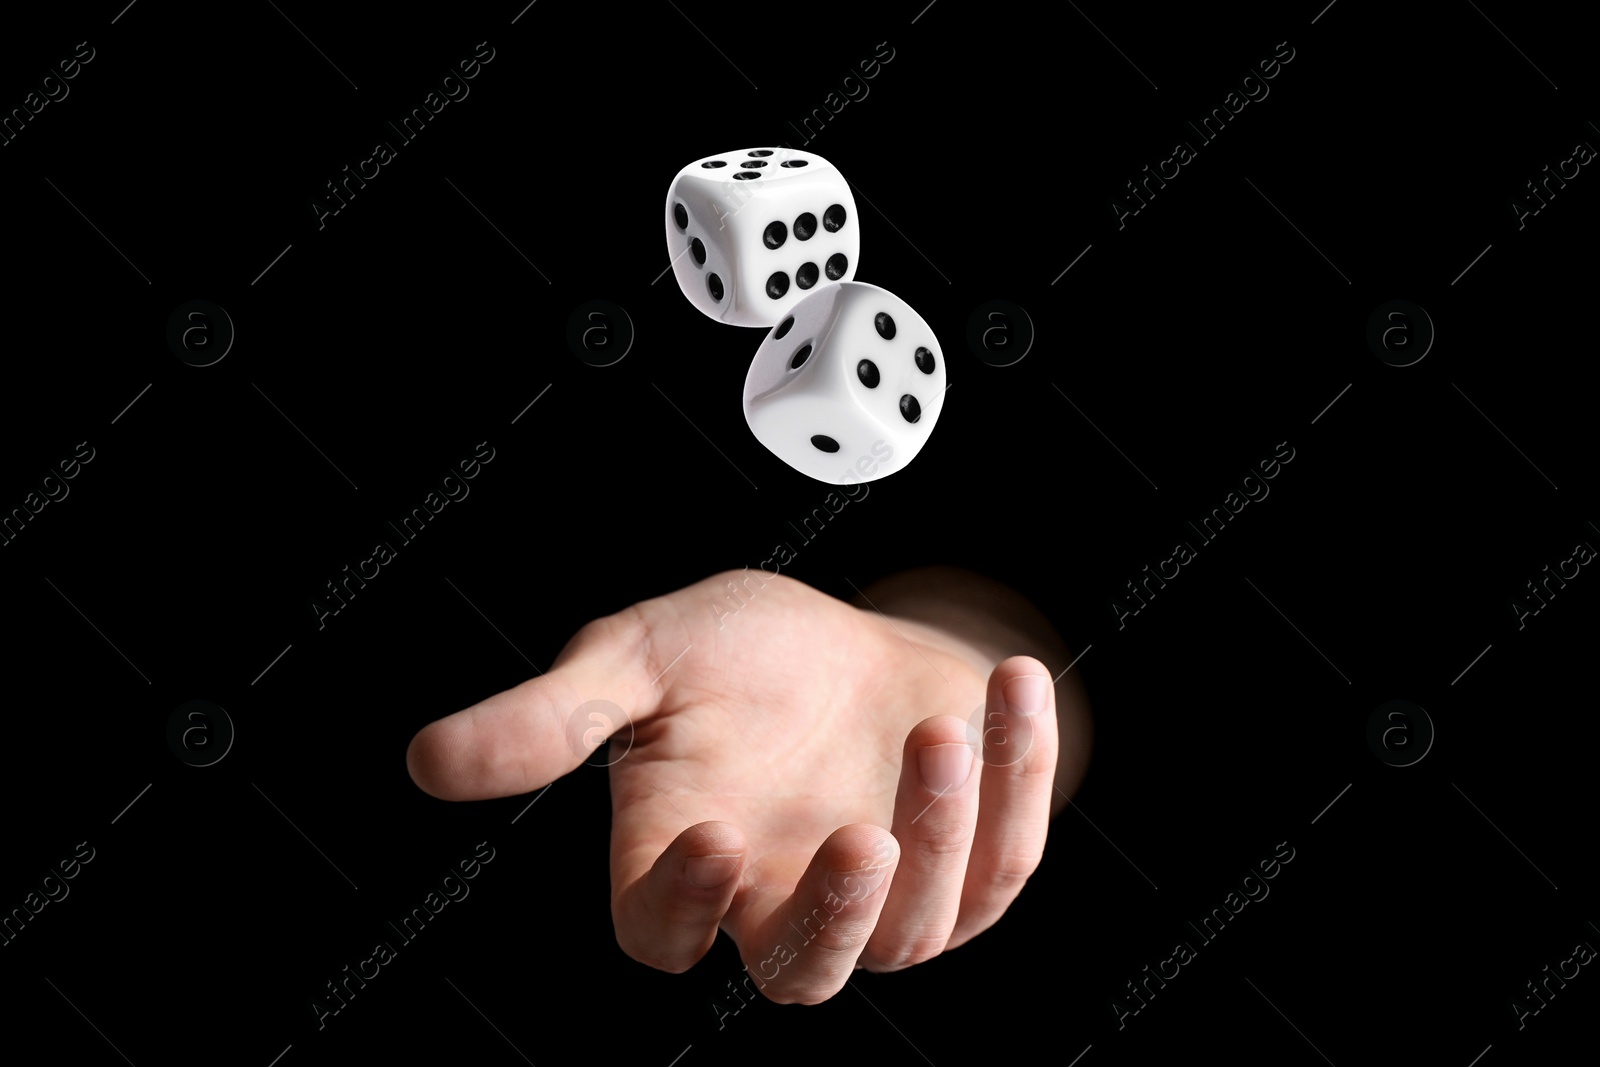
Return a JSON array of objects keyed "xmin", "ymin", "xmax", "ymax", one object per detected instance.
[
  {"xmin": 405, "ymin": 718, "xmax": 456, "ymax": 800},
  {"xmin": 975, "ymin": 657, "xmax": 1056, "ymax": 771},
  {"xmin": 674, "ymin": 821, "xmax": 748, "ymax": 888},
  {"xmin": 820, "ymin": 821, "xmax": 900, "ymax": 864},
  {"xmin": 993, "ymin": 656, "xmax": 1054, "ymax": 717},
  {"xmin": 904, "ymin": 715, "xmax": 978, "ymax": 794},
  {"xmin": 906, "ymin": 713, "xmax": 975, "ymax": 747},
  {"xmin": 817, "ymin": 823, "xmax": 900, "ymax": 903}
]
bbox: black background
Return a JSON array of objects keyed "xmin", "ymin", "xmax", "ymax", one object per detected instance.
[{"xmin": 1, "ymin": 2, "xmax": 1595, "ymax": 1064}]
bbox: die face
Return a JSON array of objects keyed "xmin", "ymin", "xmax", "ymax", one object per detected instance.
[
  {"xmin": 744, "ymin": 282, "xmax": 946, "ymax": 484},
  {"xmin": 666, "ymin": 148, "xmax": 859, "ymax": 327},
  {"xmin": 832, "ymin": 285, "xmax": 945, "ymax": 456}
]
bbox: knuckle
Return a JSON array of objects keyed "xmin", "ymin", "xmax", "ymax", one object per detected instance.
[
  {"xmin": 1016, "ymin": 750, "xmax": 1059, "ymax": 778},
  {"xmin": 863, "ymin": 932, "xmax": 947, "ymax": 972},
  {"xmin": 911, "ymin": 818, "xmax": 973, "ymax": 862},
  {"xmin": 570, "ymin": 609, "xmax": 638, "ymax": 652},
  {"xmin": 806, "ymin": 918, "xmax": 868, "ymax": 956},
  {"xmin": 988, "ymin": 849, "xmax": 1043, "ymax": 893}
]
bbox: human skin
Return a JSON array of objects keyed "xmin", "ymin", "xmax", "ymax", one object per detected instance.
[{"xmin": 406, "ymin": 565, "xmax": 1091, "ymax": 1004}]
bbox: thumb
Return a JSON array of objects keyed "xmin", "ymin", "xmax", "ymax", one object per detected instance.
[{"xmin": 407, "ymin": 608, "xmax": 666, "ymax": 801}]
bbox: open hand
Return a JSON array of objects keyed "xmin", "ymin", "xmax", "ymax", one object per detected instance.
[{"xmin": 406, "ymin": 569, "xmax": 1069, "ymax": 1004}]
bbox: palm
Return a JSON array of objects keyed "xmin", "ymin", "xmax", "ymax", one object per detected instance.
[{"xmin": 607, "ymin": 574, "xmax": 987, "ymax": 942}]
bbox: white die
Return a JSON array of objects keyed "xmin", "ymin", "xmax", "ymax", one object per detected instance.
[
  {"xmin": 665, "ymin": 147, "xmax": 860, "ymax": 327},
  {"xmin": 743, "ymin": 281, "xmax": 946, "ymax": 484}
]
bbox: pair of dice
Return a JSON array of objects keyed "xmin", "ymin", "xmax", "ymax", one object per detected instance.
[{"xmin": 665, "ymin": 147, "xmax": 945, "ymax": 485}]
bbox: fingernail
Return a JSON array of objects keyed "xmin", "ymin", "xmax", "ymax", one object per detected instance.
[
  {"xmin": 919, "ymin": 742, "xmax": 974, "ymax": 793},
  {"xmin": 685, "ymin": 854, "xmax": 740, "ymax": 887},
  {"xmin": 1003, "ymin": 674, "xmax": 1050, "ymax": 718},
  {"xmin": 827, "ymin": 848, "xmax": 896, "ymax": 902}
]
